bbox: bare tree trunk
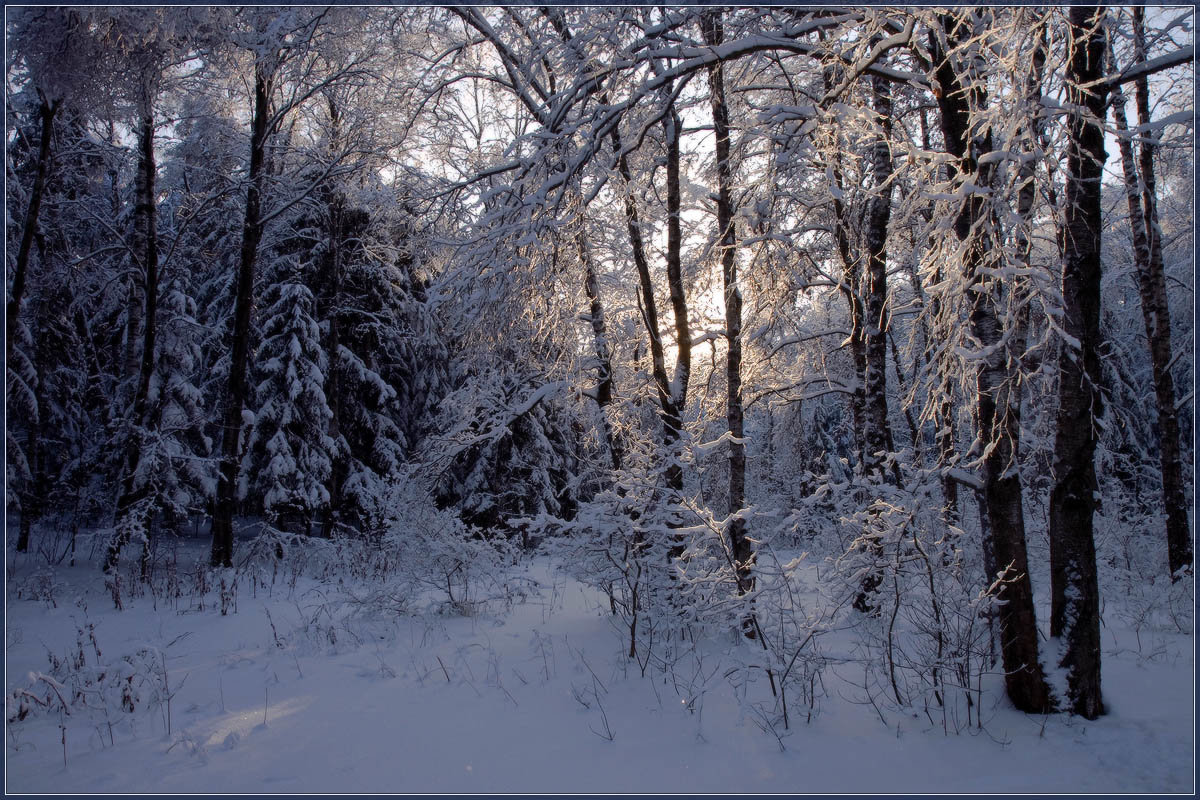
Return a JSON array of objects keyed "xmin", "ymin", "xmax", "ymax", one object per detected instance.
[
  {"xmin": 1111, "ymin": 87, "xmax": 1191, "ymax": 579},
  {"xmin": 662, "ymin": 100, "xmax": 690, "ymax": 499},
  {"xmin": 829, "ymin": 153, "xmax": 868, "ymax": 469},
  {"xmin": 862, "ymin": 74, "xmax": 898, "ymax": 486},
  {"xmin": 821, "ymin": 63, "xmax": 870, "ymax": 476},
  {"xmin": 1048, "ymin": 5, "xmax": 1107, "ymax": 720},
  {"xmin": 931, "ymin": 11, "xmax": 1052, "ymax": 713},
  {"xmin": 17, "ymin": 507, "xmax": 33, "ymax": 553},
  {"xmin": 610, "ymin": 130, "xmax": 675, "ymax": 431},
  {"xmin": 608, "ymin": 95, "xmax": 689, "ymax": 495},
  {"xmin": 852, "ymin": 71, "xmax": 901, "ymax": 614},
  {"xmin": 702, "ymin": 10, "xmax": 754, "ymax": 602},
  {"xmin": 577, "ymin": 230, "xmax": 623, "ymax": 471},
  {"xmin": 320, "ymin": 97, "xmax": 344, "ymax": 541},
  {"xmin": 539, "ymin": 10, "xmax": 625, "ymax": 476},
  {"xmin": 936, "ymin": 366, "xmax": 959, "ymax": 524},
  {"xmin": 211, "ymin": 63, "xmax": 272, "ymax": 568},
  {"xmin": 1129, "ymin": 8, "xmax": 1192, "ymax": 579},
  {"xmin": 320, "ymin": 192, "xmax": 343, "ymax": 540},
  {"xmin": 7, "ymin": 98, "xmax": 58, "ymax": 371},
  {"xmin": 108, "ymin": 111, "xmax": 161, "ymax": 577}
]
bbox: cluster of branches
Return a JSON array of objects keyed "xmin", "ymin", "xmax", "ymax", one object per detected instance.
[
  {"xmin": 6, "ymin": 7, "xmax": 1193, "ymax": 723},
  {"xmin": 418, "ymin": 6, "xmax": 1192, "ymax": 721}
]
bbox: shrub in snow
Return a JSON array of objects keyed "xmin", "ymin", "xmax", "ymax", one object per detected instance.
[
  {"xmin": 233, "ymin": 473, "xmax": 531, "ymax": 623},
  {"xmin": 542, "ymin": 469, "xmax": 832, "ymax": 735},
  {"xmin": 5, "ymin": 609, "xmax": 171, "ymax": 741},
  {"xmin": 832, "ymin": 481, "xmax": 1003, "ymax": 733},
  {"xmin": 371, "ymin": 477, "xmax": 528, "ymax": 616},
  {"xmin": 1095, "ymin": 500, "xmax": 1194, "ymax": 642}
]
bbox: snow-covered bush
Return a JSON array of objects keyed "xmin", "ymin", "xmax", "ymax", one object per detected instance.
[
  {"xmin": 832, "ymin": 480, "xmax": 1001, "ymax": 733},
  {"xmin": 376, "ymin": 477, "xmax": 529, "ymax": 616},
  {"xmin": 5, "ymin": 609, "xmax": 171, "ymax": 738},
  {"xmin": 233, "ymin": 473, "xmax": 533, "ymax": 620},
  {"xmin": 542, "ymin": 471, "xmax": 689, "ymax": 665}
]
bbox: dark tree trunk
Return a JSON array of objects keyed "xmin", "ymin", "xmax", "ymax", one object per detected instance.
[
  {"xmin": 1111, "ymin": 87, "xmax": 1191, "ymax": 579},
  {"xmin": 535, "ymin": 12, "xmax": 626, "ymax": 475},
  {"xmin": 1129, "ymin": 8, "xmax": 1192, "ymax": 579},
  {"xmin": 861, "ymin": 74, "xmax": 898, "ymax": 486},
  {"xmin": 662, "ymin": 101, "xmax": 690, "ymax": 499},
  {"xmin": 211, "ymin": 64, "xmax": 272, "ymax": 568},
  {"xmin": 609, "ymin": 97, "xmax": 688, "ymax": 499},
  {"xmin": 540, "ymin": 11, "xmax": 626, "ymax": 476},
  {"xmin": 931, "ymin": 12, "xmax": 1053, "ymax": 713},
  {"xmin": 610, "ymin": 125, "xmax": 674, "ymax": 436},
  {"xmin": 320, "ymin": 193, "xmax": 343, "ymax": 540},
  {"xmin": 702, "ymin": 10, "xmax": 753, "ymax": 600},
  {"xmin": 17, "ymin": 512, "xmax": 32, "ymax": 553},
  {"xmin": 7, "ymin": 98, "xmax": 58, "ymax": 371},
  {"xmin": 14, "ymin": 407, "xmax": 39, "ymax": 554},
  {"xmin": 852, "ymin": 71, "xmax": 900, "ymax": 614},
  {"xmin": 320, "ymin": 98, "xmax": 344, "ymax": 541},
  {"xmin": 607, "ymin": 82, "xmax": 690, "ymax": 567},
  {"xmin": 821, "ymin": 64, "xmax": 868, "ymax": 474},
  {"xmin": 829, "ymin": 154, "xmax": 867, "ymax": 469},
  {"xmin": 108, "ymin": 111, "xmax": 161, "ymax": 576},
  {"xmin": 1048, "ymin": 5, "xmax": 1107, "ymax": 720},
  {"xmin": 935, "ymin": 355, "xmax": 959, "ymax": 524},
  {"xmin": 577, "ymin": 230, "xmax": 623, "ymax": 471}
]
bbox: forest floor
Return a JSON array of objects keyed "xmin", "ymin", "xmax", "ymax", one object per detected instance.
[{"xmin": 4, "ymin": 534, "xmax": 1195, "ymax": 794}]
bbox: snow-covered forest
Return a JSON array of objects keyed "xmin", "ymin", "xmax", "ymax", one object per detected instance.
[{"xmin": 5, "ymin": 6, "xmax": 1195, "ymax": 793}]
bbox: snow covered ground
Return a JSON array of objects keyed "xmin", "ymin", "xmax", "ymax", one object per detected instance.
[{"xmin": 4, "ymin": 537, "xmax": 1194, "ymax": 794}]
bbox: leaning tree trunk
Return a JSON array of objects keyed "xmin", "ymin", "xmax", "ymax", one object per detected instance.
[
  {"xmin": 211, "ymin": 63, "xmax": 272, "ymax": 568},
  {"xmin": 1130, "ymin": 7, "xmax": 1192, "ymax": 580},
  {"xmin": 1111, "ymin": 86, "xmax": 1191, "ymax": 581},
  {"xmin": 932, "ymin": 11, "xmax": 1053, "ymax": 714},
  {"xmin": 608, "ymin": 91, "xmax": 690, "ymax": 499},
  {"xmin": 537, "ymin": 11, "xmax": 625, "ymax": 475},
  {"xmin": 1048, "ymin": 4, "xmax": 1107, "ymax": 720},
  {"xmin": 610, "ymin": 125, "xmax": 677, "ymax": 443},
  {"xmin": 702, "ymin": 10, "xmax": 753, "ymax": 600},
  {"xmin": 108, "ymin": 110, "xmax": 161, "ymax": 577},
  {"xmin": 7, "ymin": 97, "xmax": 58, "ymax": 372}
]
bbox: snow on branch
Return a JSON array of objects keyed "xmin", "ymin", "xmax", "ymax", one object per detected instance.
[{"xmin": 1102, "ymin": 45, "xmax": 1194, "ymax": 88}]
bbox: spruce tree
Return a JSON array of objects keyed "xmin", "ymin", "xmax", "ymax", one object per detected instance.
[{"xmin": 248, "ymin": 279, "xmax": 335, "ymax": 536}]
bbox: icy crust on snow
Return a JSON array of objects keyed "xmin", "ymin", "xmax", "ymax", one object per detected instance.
[{"xmin": 4, "ymin": 548, "xmax": 1194, "ymax": 794}]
